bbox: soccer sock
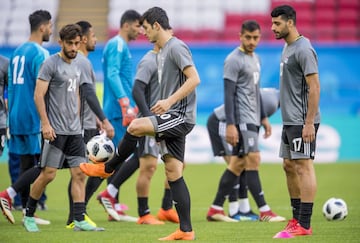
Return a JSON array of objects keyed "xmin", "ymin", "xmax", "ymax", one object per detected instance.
[
  {"xmin": 109, "ymin": 152, "xmax": 139, "ymax": 189},
  {"xmin": 85, "ymin": 176, "xmax": 104, "ymax": 205},
  {"xmin": 67, "ymin": 179, "xmax": 74, "ymax": 224},
  {"xmin": 228, "ymin": 201, "xmax": 239, "ymax": 216},
  {"xmin": 106, "ymin": 132, "xmax": 139, "ymax": 172},
  {"xmin": 169, "ymin": 177, "xmax": 192, "ymax": 232},
  {"xmin": 107, "ymin": 184, "xmax": 119, "ymax": 198},
  {"xmin": 25, "ymin": 196, "xmax": 38, "ymax": 217},
  {"xmin": 299, "ymin": 202, "xmax": 313, "ymax": 229},
  {"xmin": 291, "ymin": 198, "xmax": 301, "ymax": 221},
  {"xmin": 238, "ymin": 170, "xmax": 248, "ymax": 199},
  {"xmin": 137, "ymin": 197, "xmax": 150, "ymax": 217},
  {"xmin": 213, "ymin": 169, "xmax": 238, "ymax": 207},
  {"xmin": 246, "ymin": 170, "xmax": 266, "ymax": 208},
  {"xmin": 161, "ymin": 188, "xmax": 173, "ymax": 210},
  {"xmin": 6, "ymin": 187, "xmax": 17, "ymax": 199},
  {"xmin": 12, "ymin": 167, "xmax": 41, "ymax": 192},
  {"xmin": 228, "ymin": 176, "xmax": 239, "ymax": 202},
  {"xmin": 239, "ymin": 198, "xmax": 251, "ymax": 213},
  {"xmin": 73, "ymin": 202, "xmax": 86, "ymax": 222}
]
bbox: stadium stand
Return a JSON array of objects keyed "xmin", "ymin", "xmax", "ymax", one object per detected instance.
[
  {"xmin": 0, "ymin": 0, "xmax": 59, "ymax": 46},
  {"xmin": 0, "ymin": 0, "xmax": 359, "ymax": 45}
]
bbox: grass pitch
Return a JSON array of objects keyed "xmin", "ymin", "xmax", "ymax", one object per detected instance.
[{"xmin": 0, "ymin": 162, "xmax": 359, "ymax": 242}]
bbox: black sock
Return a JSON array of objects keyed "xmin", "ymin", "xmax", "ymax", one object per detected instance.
[
  {"xmin": 106, "ymin": 132, "xmax": 139, "ymax": 172},
  {"xmin": 137, "ymin": 197, "xmax": 150, "ymax": 217},
  {"xmin": 213, "ymin": 169, "xmax": 238, "ymax": 206},
  {"xmin": 169, "ymin": 177, "xmax": 192, "ymax": 232},
  {"xmin": 25, "ymin": 196, "xmax": 38, "ymax": 217},
  {"xmin": 161, "ymin": 188, "xmax": 173, "ymax": 210},
  {"xmin": 299, "ymin": 202, "xmax": 313, "ymax": 229},
  {"xmin": 110, "ymin": 152, "xmax": 139, "ymax": 188},
  {"xmin": 67, "ymin": 179, "xmax": 73, "ymax": 225},
  {"xmin": 238, "ymin": 170, "xmax": 248, "ymax": 199},
  {"xmin": 246, "ymin": 170, "xmax": 266, "ymax": 208},
  {"xmin": 73, "ymin": 202, "xmax": 86, "ymax": 222},
  {"xmin": 12, "ymin": 167, "xmax": 41, "ymax": 208},
  {"xmin": 85, "ymin": 176, "xmax": 104, "ymax": 204},
  {"xmin": 228, "ymin": 176, "xmax": 239, "ymax": 202},
  {"xmin": 291, "ymin": 198, "xmax": 301, "ymax": 221}
]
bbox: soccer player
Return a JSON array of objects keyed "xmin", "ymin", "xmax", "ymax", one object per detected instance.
[
  {"xmin": 270, "ymin": 5, "xmax": 320, "ymax": 238},
  {"xmin": 23, "ymin": 24, "xmax": 112, "ymax": 232},
  {"xmin": 65, "ymin": 20, "xmax": 115, "ymax": 228},
  {"xmin": 206, "ymin": 20, "xmax": 279, "ymax": 223},
  {"xmin": 0, "ymin": 55, "xmax": 8, "ymax": 157},
  {"xmin": 84, "ymin": 10, "xmax": 142, "ymax": 221},
  {"xmin": 0, "ymin": 10, "xmax": 52, "ymax": 225},
  {"xmin": 80, "ymin": 7, "xmax": 200, "ymax": 240},
  {"xmin": 97, "ymin": 43, "xmax": 179, "ymax": 225},
  {"xmin": 207, "ymin": 88, "xmax": 285, "ymax": 222}
]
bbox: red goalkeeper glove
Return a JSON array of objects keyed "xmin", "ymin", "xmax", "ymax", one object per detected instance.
[{"xmin": 119, "ymin": 97, "xmax": 137, "ymax": 126}]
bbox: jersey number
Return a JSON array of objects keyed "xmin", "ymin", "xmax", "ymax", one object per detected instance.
[
  {"xmin": 68, "ymin": 78, "xmax": 77, "ymax": 92},
  {"xmin": 12, "ymin": 55, "xmax": 25, "ymax": 85},
  {"xmin": 292, "ymin": 137, "xmax": 302, "ymax": 152}
]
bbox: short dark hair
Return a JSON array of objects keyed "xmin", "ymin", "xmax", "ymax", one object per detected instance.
[
  {"xmin": 120, "ymin": 10, "xmax": 141, "ymax": 27},
  {"xmin": 76, "ymin": 20, "xmax": 92, "ymax": 36},
  {"xmin": 59, "ymin": 24, "xmax": 82, "ymax": 41},
  {"xmin": 141, "ymin": 7, "xmax": 171, "ymax": 30},
  {"xmin": 29, "ymin": 10, "xmax": 51, "ymax": 33},
  {"xmin": 271, "ymin": 5, "xmax": 297, "ymax": 25},
  {"xmin": 241, "ymin": 20, "xmax": 261, "ymax": 34}
]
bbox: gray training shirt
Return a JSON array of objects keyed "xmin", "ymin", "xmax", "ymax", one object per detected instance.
[
  {"xmin": 76, "ymin": 52, "xmax": 97, "ymax": 130},
  {"xmin": 280, "ymin": 36, "xmax": 321, "ymax": 125},
  {"xmin": 223, "ymin": 48, "xmax": 261, "ymax": 126},
  {"xmin": 157, "ymin": 37, "xmax": 197, "ymax": 124},
  {"xmin": 135, "ymin": 50, "xmax": 160, "ymax": 117},
  {"xmin": 38, "ymin": 53, "xmax": 87, "ymax": 135}
]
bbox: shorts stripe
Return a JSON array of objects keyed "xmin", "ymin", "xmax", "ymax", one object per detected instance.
[
  {"xmin": 304, "ymin": 142, "xmax": 310, "ymax": 156},
  {"xmin": 157, "ymin": 116, "xmax": 185, "ymax": 132}
]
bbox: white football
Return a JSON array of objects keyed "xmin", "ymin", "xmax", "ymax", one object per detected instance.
[
  {"xmin": 322, "ymin": 197, "xmax": 348, "ymax": 221},
  {"xmin": 86, "ymin": 134, "xmax": 115, "ymax": 163}
]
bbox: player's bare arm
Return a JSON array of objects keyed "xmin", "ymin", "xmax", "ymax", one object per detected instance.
[
  {"xmin": 261, "ymin": 117, "xmax": 272, "ymax": 139},
  {"xmin": 150, "ymin": 65, "xmax": 200, "ymax": 114},
  {"xmin": 303, "ymin": 73, "xmax": 320, "ymax": 143},
  {"xmin": 34, "ymin": 78, "xmax": 56, "ymax": 141}
]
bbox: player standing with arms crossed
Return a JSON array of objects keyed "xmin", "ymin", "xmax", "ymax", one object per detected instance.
[{"xmin": 271, "ymin": 5, "xmax": 320, "ymax": 238}]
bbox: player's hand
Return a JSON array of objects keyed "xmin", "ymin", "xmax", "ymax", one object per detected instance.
[
  {"xmin": 150, "ymin": 99, "xmax": 171, "ymax": 115},
  {"xmin": 42, "ymin": 123, "xmax": 56, "ymax": 141},
  {"xmin": 226, "ymin": 124, "xmax": 238, "ymax": 147},
  {"xmin": 119, "ymin": 97, "xmax": 137, "ymax": 126},
  {"xmin": 261, "ymin": 117, "xmax": 272, "ymax": 139},
  {"xmin": 302, "ymin": 123, "xmax": 315, "ymax": 143},
  {"xmin": 101, "ymin": 119, "xmax": 115, "ymax": 139}
]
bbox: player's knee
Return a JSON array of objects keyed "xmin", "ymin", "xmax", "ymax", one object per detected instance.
[{"xmin": 283, "ymin": 159, "xmax": 295, "ymax": 174}]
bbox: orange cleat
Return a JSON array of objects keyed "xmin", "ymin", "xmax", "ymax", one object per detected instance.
[
  {"xmin": 137, "ymin": 214, "xmax": 165, "ymax": 225},
  {"xmin": 79, "ymin": 163, "xmax": 113, "ymax": 178},
  {"xmin": 158, "ymin": 229, "xmax": 195, "ymax": 241},
  {"xmin": 157, "ymin": 208, "xmax": 179, "ymax": 223}
]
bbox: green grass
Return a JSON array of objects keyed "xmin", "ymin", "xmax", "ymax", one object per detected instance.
[{"xmin": 0, "ymin": 163, "xmax": 360, "ymax": 242}]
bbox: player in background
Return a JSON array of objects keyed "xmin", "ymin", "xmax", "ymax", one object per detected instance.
[
  {"xmin": 97, "ymin": 42, "xmax": 179, "ymax": 225},
  {"xmin": 84, "ymin": 10, "xmax": 142, "ymax": 221},
  {"xmin": 23, "ymin": 24, "xmax": 112, "ymax": 232},
  {"xmin": 207, "ymin": 88, "xmax": 285, "ymax": 222},
  {"xmin": 0, "ymin": 10, "xmax": 52, "ymax": 225},
  {"xmin": 271, "ymin": 5, "xmax": 320, "ymax": 238},
  {"xmin": 206, "ymin": 20, "xmax": 282, "ymax": 223},
  {"xmin": 80, "ymin": 7, "xmax": 200, "ymax": 240},
  {"xmin": 0, "ymin": 55, "xmax": 8, "ymax": 158}
]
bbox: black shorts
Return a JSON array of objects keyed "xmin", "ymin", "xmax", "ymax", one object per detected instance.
[
  {"xmin": 206, "ymin": 113, "xmax": 231, "ymax": 157},
  {"xmin": 84, "ymin": 128, "xmax": 99, "ymax": 144},
  {"xmin": 149, "ymin": 114, "xmax": 194, "ymax": 162},
  {"xmin": 280, "ymin": 124, "xmax": 320, "ymax": 160},
  {"xmin": 40, "ymin": 134, "xmax": 86, "ymax": 169}
]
